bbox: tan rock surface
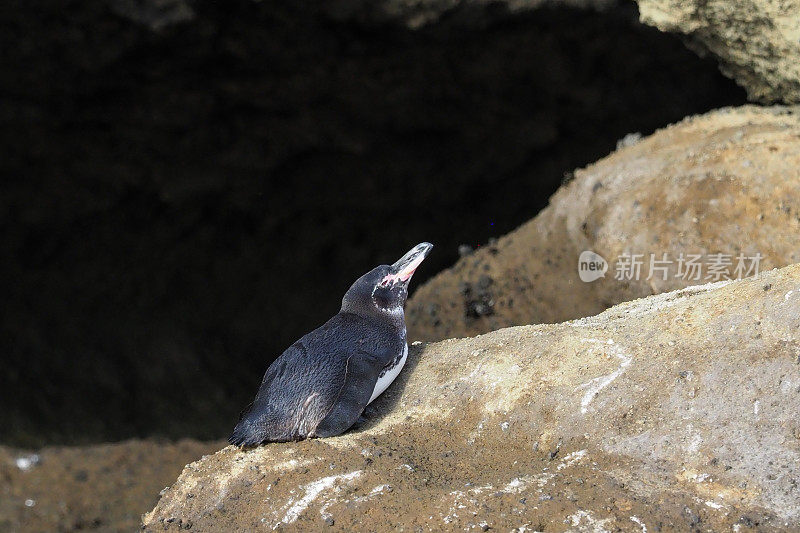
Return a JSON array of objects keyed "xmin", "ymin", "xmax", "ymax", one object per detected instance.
[
  {"xmin": 144, "ymin": 264, "xmax": 800, "ymax": 532},
  {"xmin": 636, "ymin": 0, "xmax": 800, "ymax": 103},
  {"xmin": 0, "ymin": 439, "xmax": 223, "ymax": 532},
  {"xmin": 407, "ymin": 105, "xmax": 800, "ymax": 341}
]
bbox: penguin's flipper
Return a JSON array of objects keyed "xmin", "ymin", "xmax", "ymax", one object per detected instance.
[
  {"xmin": 229, "ymin": 313, "xmax": 399, "ymax": 445},
  {"xmin": 312, "ymin": 349, "xmax": 381, "ymax": 438},
  {"xmin": 228, "ymin": 349, "xmax": 320, "ymax": 445},
  {"xmin": 228, "ymin": 347, "xmax": 377, "ymax": 445}
]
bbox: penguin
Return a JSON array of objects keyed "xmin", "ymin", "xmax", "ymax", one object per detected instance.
[{"xmin": 229, "ymin": 242, "xmax": 433, "ymax": 446}]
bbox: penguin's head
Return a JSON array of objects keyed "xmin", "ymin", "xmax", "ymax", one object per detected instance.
[{"xmin": 342, "ymin": 242, "xmax": 433, "ymax": 322}]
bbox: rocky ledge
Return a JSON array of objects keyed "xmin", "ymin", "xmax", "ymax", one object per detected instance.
[
  {"xmin": 636, "ymin": 0, "xmax": 800, "ymax": 104},
  {"xmin": 144, "ymin": 263, "xmax": 800, "ymax": 531},
  {"xmin": 0, "ymin": 439, "xmax": 222, "ymax": 532},
  {"xmin": 407, "ymin": 105, "xmax": 800, "ymax": 341}
]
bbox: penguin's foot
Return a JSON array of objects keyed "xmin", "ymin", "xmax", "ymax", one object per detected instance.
[{"xmin": 351, "ymin": 414, "xmax": 369, "ymax": 429}]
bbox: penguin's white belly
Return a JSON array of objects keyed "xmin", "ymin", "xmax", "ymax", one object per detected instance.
[{"xmin": 368, "ymin": 343, "xmax": 408, "ymax": 404}]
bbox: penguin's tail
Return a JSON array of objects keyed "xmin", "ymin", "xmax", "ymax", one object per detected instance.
[
  {"xmin": 228, "ymin": 402, "xmax": 296, "ymax": 446},
  {"xmin": 228, "ymin": 402, "xmax": 262, "ymax": 447},
  {"xmin": 228, "ymin": 422, "xmax": 259, "ymax": 447}
]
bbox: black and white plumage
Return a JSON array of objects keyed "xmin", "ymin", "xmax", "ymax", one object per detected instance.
[{"xmin": 229, "ymin": 242, "xmax": 433, "ymax": 446}]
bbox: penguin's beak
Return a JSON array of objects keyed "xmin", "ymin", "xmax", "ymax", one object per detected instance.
[{"xmin": 383, "ymin": 242, "xmax": 433, "ymax": 286}]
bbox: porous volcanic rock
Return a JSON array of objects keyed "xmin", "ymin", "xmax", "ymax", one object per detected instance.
[
  {"xmin": 144, "ymin": 264, "xmax": 800, "ymax": 531},
  {"xmin": 407, "ymin": 105, "xmax": 800, "ymax": 341},
  {"xmin": 0, "ymin": 439, "xmax": 223, "ymax": 532},
  {"xmin": 636, "ymin": 0, "xmax": 800, "ymax": 103}
]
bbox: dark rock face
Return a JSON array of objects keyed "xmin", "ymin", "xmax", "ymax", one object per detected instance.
[{"xmin": 0, "ymin": 0, "xmax": 745, "ymax": 445}]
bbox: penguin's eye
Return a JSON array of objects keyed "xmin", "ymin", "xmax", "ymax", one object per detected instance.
[{"xmin": 373, "ymin": 293, "xmax": 388, "ymax": 306}]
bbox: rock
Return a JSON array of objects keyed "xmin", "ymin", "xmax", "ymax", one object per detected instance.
[
  {"xmin": 0, "ymin": 439, "xmax": 222, "ymax": 532},
  {"xmin": 328, "ymin": 0, "xmax": 800, "ymax": 108},
  {"xmin": 106, "ymin": 0, "xmax": 194, "ymax": 30},
  {"xmin": 635, "ymin": 0, "xmax": 800, "ymax": 103},
  {"xmin": 323, "ymin": 0, "xmax": 618, "ymax": 29},
  {"xmin": 407, "ymin": 105, "xmax": 800, "ymax": 341},
  {"xmin": 143, "ymin": 265, "xmax": 800, "ymax": 531}
]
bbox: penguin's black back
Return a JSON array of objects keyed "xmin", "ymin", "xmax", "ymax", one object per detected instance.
[{"xmin": 229, "ymin": 312, "xmax": 404, "ymax": 445}]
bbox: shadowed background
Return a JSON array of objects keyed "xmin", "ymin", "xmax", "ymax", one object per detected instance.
[{"xmin": 0, "ymin": 0, "xmax": 745, "ymax": 445}]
